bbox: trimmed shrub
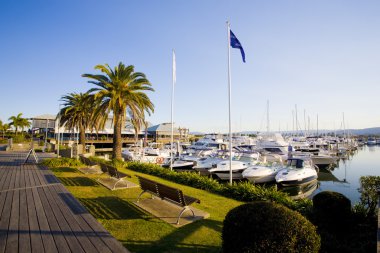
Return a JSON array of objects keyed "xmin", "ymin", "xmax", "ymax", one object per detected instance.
[
  {"xmin": 125, "ymin": 161, "xmax": 313, "ymax": 214},
  {"xmin": 40, "ymin": 157, "xmax": 83, "ymax": 168},
  {"xmin": 222, "ymin": 201, "xmax": 320, "ymax": 253},
  {"xmin": 312, "ymin": 191, "xmax": 352, "ymax": 232}
]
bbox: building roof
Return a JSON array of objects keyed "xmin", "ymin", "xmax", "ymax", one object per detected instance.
[
  {"xmin": 32, "ymin": 114, "xmax": 57, "ymax": 120},
  {"xmin": 147, "ymin": 123, "xmax": 179, "ymax": 134}
]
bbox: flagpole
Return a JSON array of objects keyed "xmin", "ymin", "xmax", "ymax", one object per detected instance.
[
  {"xmin": 170, "ymin": 49, "xmax": 176, "ymax": 170},
  {"xmin": 227, "ymin": 21, "xmax": 233, "ymax": 185}
]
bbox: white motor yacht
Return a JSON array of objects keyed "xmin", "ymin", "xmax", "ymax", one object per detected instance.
[
  {"xmin": 242, "ymin": 161, "xmax": 283, "ymax": 183},
  {"xmin": 193, "ymin": 155, "xmax": 228, "ymax": 175},
  {"xmin": 208, "ymin": 160, "xmax": 250, "ymax": 180},
  {"xmin": 367, "ymin": 137, "xmax": 377, "ymax": 145},
  {"xmin": 275, "ymin": 157, "xmax": 318, "ymax": 186},
  {"xmin": 162, "ymin": 158, "xmax": 195, "ymax": 171}
]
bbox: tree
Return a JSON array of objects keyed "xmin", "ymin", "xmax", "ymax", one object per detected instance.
[
  {"xmin": 0, "ymin": 120, "xmax": 10, "ymax": 139},
  {"xmin": 83, "ymin": 62, "xmax": 154, "ymax": 159},
  {"xmin": 58, "ymin": 92, "xmax": 101, "ymax": 153},
  {"xmin": 130, "ymin": 109, "xmax": 146, "ymax": 144},
  {"xmin": 8, "ymin": 113, "xmax": 30, "ymax": 135}
]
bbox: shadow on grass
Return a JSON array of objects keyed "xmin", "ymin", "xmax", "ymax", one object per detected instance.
[
  {"xmin": 122, "ymin": 218, "xmax": 223, "ymax": 253},
  {"xmin": 78, "ymin": 196, "xmax": 150, "ymax": 220},
  {"xmin": 57, "ymin": 176, "xmax": 99, "ymax": 186},
  {"xmin": 50, "ymin": 167, "xmax": 77, "ymax": 173}
]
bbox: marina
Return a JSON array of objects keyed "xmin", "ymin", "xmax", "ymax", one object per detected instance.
[
  {"xmin": 118, "ymin": 133, "xmax": 380, "ymax": 203},
  {"xmin": 313, "ymin": 144, "xmax": 380, "ymax": 204}
]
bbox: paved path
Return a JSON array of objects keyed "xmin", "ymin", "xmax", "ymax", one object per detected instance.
[{"xmin": 0, "ymin": 151, "xmax": 129, "ymax": 253}]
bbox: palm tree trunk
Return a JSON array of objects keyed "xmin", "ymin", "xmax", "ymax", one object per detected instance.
[
  {"xmin": 112, "ymin": 111, "xmax": 123, "ymax": 160},
  {"xmin": 79, "ymin": 124, "xmax": 86, "ymax": 154},
  {"xmin": 134, "ymin": 127, "xmax": 139, "ymax": 144}
]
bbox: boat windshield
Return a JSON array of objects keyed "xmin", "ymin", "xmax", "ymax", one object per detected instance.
[{"xmin": 287, "ymin": 159, "xmax": 303, "ymax": 168}]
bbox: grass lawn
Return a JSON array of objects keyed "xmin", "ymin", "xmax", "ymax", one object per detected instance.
[{"xmin": 49, "ymin": 166, "xmax": 243, "ymax": 253}]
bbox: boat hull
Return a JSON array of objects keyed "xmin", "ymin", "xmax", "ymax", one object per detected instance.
[
  {"xmin": 244, "ymin": 174, "xmax": 276, "ymax": 183},
  {"xmin": 212, "ymin": 170, "xmax": 245, "ymax": 180},
  {"xmin": 276, "ymin": 175, "xmax": 318, "ymax": 186}
]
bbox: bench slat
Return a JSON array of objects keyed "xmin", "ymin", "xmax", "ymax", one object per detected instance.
[
  {"xmin": 137, "ymin": 176, "xmax": 200, "ymax": 207},
  {"xmin": 156, "ymin": 183, "xmax": 182, "ymax": 205},
  {"xmin": 138, "ymin": 176, "xmax": 158, "ymax": 194}
]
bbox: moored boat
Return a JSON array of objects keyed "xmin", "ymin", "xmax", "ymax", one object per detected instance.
[
  {"xmin": 275, "ymin": 157, "xmax": 318, "ymax": 186},
  {"xmin": 209, "ymin": 160, "xmax": 250, "ymax": 180}
]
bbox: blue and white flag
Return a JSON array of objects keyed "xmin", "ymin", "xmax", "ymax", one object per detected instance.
[{"xmin": 230, "ymin": 30, "xmax": 246, "ymax": 63}]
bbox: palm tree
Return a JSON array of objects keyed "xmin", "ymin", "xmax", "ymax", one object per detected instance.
[
  {"xmin": 83, "ymin": 62, "xmax": 154, "ymax": 160},
  {"xmin": 130, "ymin": 109, "xmax": 146, "ymax": 144},
  {"xmin": 0, "ymin": 120, "xmax": 10, "ymax": 139},
  {"xmin": 8, "ymin": 113, "xmax": 30, "ymax": 135},
  {"xmin": 58, "ymin": 92, "xmax": 101, "ymax": 153},
  {"xmin": 19, "ymin": 118, "xmax": 31, "ymax": 134}
]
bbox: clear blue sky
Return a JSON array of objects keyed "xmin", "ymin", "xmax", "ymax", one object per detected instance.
[{"xmin": 1, "ymin": 0, "xmax": 379, "ymax": 133}]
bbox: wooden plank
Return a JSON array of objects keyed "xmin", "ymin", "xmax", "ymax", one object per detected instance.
[
  {"xmin": 0, "ymin": 167, "xmax": 12, "ymax": 191},
  {"xmin": 50, "ymin": 185, "xmax": 112, "ymax": 253},
  {"xmin": 0, "ymin": 190, "xmax": 14, "ymax": 253},
  {"xmin": 7, "ymin": 189, "xmax": 19, "ymax": 253},
  {"xmin": 37, "ymin": 187, "xmax": 71, "ymax": 253},
  {"xmin": 19, "ymin": 189, "xmax": 31, "ymax": 253},
  {"xmin": 26, "ymin": 182, "xmax": 45, "ymax": 253},
  {"xmin": 33, "ymin": 164, "xmax": 46, "ymax": 186},
  {"xmin": 14, "ymin": 165, "xmax": 21, "ymax": 189},
  {"xmin": 48, "ymin": 184, "xmax": 98, "ymax": 253},
  {"xmin": 32, "ymin": 187, "xmax": 58, "ymax": 252},
  {"xmin": 41, "ymin": 184, "xmax": 85, "ymax": 253},
  {"xmin": 55, "ymin": 184, "xmax": 128, "ymax": 253},
  {"xmin": 7, "ymin": 166, "xmax": 17, "ymax": 191},
  {"xmin": 0, "ymin": 166, "xmax": 7, "ymax": 188},
  {"xmin": 19, "ymin": 164, "xmax": 26, "ymax": 190},
  {"xmin": 27, "ymin": 164, "xmax": 37, "ymax": 187},
  {"xmin": 24, "ymin": 165, "xmax": 32, "ymax": 188}
]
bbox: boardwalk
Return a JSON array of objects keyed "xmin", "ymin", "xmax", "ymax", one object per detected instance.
[{"xmin": 0, "ymin": 151, "xmax": 129, "ymax": 253}]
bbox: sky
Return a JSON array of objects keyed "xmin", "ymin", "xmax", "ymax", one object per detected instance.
[{"xmin": 1, "ymin": 0, "xmax": 379, "ymax": 133}]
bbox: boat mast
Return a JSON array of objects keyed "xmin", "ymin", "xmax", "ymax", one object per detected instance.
[{"xmin": 266, "ymin": 100, "xmax": 270, "ymax": 133}]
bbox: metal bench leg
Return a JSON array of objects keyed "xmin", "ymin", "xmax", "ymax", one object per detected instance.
[
  {"xmin": 137, "ymin": 190, "xmax": 147, "ymax": 203},
  {"xmin": 176, "ymin": 206, "xmax": 191, "ymax": 225},
  {"xmin": 113, "ymin": 178, "xmax": 125, "ymax": 190}
]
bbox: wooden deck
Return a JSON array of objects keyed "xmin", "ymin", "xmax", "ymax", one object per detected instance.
[{"xmin": 0, "ymin": 151, "xmax": 129, "ymax": 253}]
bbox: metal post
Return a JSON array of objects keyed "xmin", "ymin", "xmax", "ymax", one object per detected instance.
[
  {"xmin": 44, "ymin": 119, "xmax": 49, "ymax": 152},
  {"xmin": 57, "ymin": 117, "xmax": 60, "ymax": 158},
  {"xmin": 227, "ymin": 21, "xmax": 233, "ymax": 185}
]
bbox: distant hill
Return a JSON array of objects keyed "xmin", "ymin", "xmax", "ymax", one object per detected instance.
[{"xmin": 343, "ymin": 127, "xmax": 380, "ymax": 136}]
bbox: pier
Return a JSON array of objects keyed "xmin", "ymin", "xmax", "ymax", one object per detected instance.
[{"xmin": 0, "ymin": 151, "xmax": 129, "ymax": 253}]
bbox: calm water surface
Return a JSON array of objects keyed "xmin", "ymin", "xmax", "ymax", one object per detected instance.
[{"xmin": 311, "ymin": 145, "xmax": 380, "ymax": 204}]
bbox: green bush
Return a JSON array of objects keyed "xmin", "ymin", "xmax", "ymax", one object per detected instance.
[
  {"xmin": 125, "ymin": 161, "xmax": 312, "ymax": 214},
  {"xmin": 312, "ymin": 191, "xmax": 352, "ymax": 232},
  {"xmin": 222, "ymin": 201, "xmax": 320, "ymax": 253},
  {"xmin": 40, "ymin": 157, "xmax": 83, "ymax": 168},
  {"xmin": 12, "ymin": 135, "xmax": 27, "ymax": 143},
  {"xmin": 356, "ymin": 176, "xmax": 380, "ymax": 218}
]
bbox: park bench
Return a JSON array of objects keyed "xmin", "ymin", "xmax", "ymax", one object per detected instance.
[
  {"xmin": 136, "ymin": 176, "xmax": 200, "ymax": 224},
  {"xmin": 80, "ymin": 156, "xmax": 98, "ymax": 167},
  {"xmin": 78, "ymin": 155, "xmax": 102, "ymax": 174},
  {"xmin": 98, "ymin": 163, "xmax": 134, "ymax": 190}
]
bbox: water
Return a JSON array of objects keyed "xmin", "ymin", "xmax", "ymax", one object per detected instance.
[{"xmin": 311, "ymin": 145, "xmax": 380, "ymax": 204}]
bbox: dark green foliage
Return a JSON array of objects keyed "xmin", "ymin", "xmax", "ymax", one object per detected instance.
[
  {"xmin": 12, "ymin": 135, "xmax": 27, "ymax": 143},
  {"xmin": 222, "ymin": 202, "xmax": 320, "ymax": 253},
  {"xmin": 311, "ymin": 191, "xmax": 377, "ymax": 252},
  {"xmin": 126, "ymin": 161, "xmax": 312, "ymax": 214},
  {"xmin": 312, "ymin": 191, "xmax": 351, "ymax": 232},
  {"xmin": 40, "ymin": 157, "xmax": 83, "ymax": 168},
  {"xmin": 356, "ymin": 176, "xmax": 380, "ymax": 218}
]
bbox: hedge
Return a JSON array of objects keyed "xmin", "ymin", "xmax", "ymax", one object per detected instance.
[{"xmin": 124, "ymin": 161, "xmax": 312, "ymax": 214}]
